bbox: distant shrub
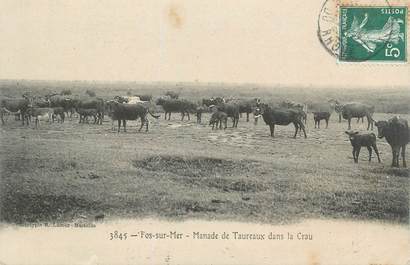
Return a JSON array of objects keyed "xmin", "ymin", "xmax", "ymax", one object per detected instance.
[
  {"xmin": 85, "ymin": 90, "xmax": 96, "ymax": 97},
  {"xmin": 165, "ymin": 91, "xmax": 179, "ymax": 99},
  {"xmin": 61, "ymin": 89, "xmax": 72, "ymax": 95},
  {"xmin": 384, "ymin": 103, "xmax": 410, "ymax": 114},
  {"xmin": 126, "ymin": 90, "xmax": 132, "ymax": 96}
]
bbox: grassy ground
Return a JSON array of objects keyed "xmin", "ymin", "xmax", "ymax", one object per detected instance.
[{"xmin": 0, "ymin": 109, "xmax": 408, "ymax": 225}]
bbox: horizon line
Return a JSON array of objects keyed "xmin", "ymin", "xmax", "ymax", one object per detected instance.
[{"xmin": 0, "ymin": 78, "xmax": 407, "ymax": 91}]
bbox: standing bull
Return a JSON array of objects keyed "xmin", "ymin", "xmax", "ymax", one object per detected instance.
[
  {"xmin": 375, "ymin": 117, "xmax": 409, "ymax": 167},
  {"xmin": 313, "ymin": 112, "xmax": 331, "ymax": 129},
  {"xmin": 156, "ymin": 99, "xmax": 196, "ymax": 121},
  {"xmin": 341, "ymin": 102, "xmax": 374, "ymax": 130},
  {"xmin": 106, "ymin": 101, "xmax": 160, "ymax": 132},
  {"xmin": 254, "ymin": 104, "xmax": 306, "ymax": 138}
]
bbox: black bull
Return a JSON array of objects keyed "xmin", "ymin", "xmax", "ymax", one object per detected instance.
[
  {"xmin": 107, "ymin": 102, "xmax": 160, "ymax": 132},
  {"xmin": 341, "ymin": 103, "xmax": 374, "ymax": 130},
  {"xmin": 157, "ymin": 99, "xmax": 197, "ymax": 121},
  {"xmin": 255, "ymin": 104, "xmax": 307, "ymax": 138},
  {"xmin": 375, "ymin": 117, "xmax": 409, "ymax": 167}
]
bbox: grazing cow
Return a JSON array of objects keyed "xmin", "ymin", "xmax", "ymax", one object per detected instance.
[
  {"xmin": 0, "ymin": 97, "xmax": 31, "ymax": 125},
  {"xmin": 157, "ymin": 99, "xmax": 196, "ymax": 121},
  {"xmin": 26, "ymin": 107, "xmax": 54, "ymax": 129},
  {"xmin": 313, "ymin": 112, "xmax": 331, "ymax": 128},
  {"xmin": 76, "ymin": 98, "xmax": 105, "ymax": 124},
  {"xmin": 254, "ymin": 104, "xmax": 307, "ymax": 138},
  {"xmin": 209, "ymin": 111, "xmax": 228, "ymax": 130},
  {"xmin": 77, "ymin": 108, "xmax": 100, "ymax": 124},
  {"xmin": 345, "ymin": 131, "xmax": 381, "ymax": 163},
  {"xmin": 375, "ymin": 117, "xmax": 409, "ymax": 167},
  {"xmin": 212, "ymin": 103, "xmax": 240, "ymax": 128},
  {"xmin": 342, "ymin": 102, "xmax": 374, "ymax": 130},
  {"xmin": 107, "ymin": 101, "xmax": 160, "ymax": 132}
]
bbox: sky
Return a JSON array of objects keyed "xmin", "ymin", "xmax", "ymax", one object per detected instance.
[{"xmin": 0, "ymin": 0, "xmax": 409, "ymax": 88}]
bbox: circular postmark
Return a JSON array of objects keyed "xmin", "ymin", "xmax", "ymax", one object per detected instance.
[{"xmin": 317, "ymin": 0, "xmax": 407, "ymax": 62}]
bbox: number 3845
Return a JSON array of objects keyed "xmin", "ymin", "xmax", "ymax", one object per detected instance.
[{"xmin": 110, "ymin": 231, "xmax": 128, "ymax": 240}]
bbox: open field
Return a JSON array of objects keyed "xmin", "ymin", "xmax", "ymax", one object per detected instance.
[{"xmin": 0, "ymin": 100, "xmax": 408, "ymax": 225}]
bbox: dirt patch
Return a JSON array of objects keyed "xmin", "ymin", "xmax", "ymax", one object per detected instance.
[
  {"xmin": 164, "ymin": 200, "xmax": 217, "ymax": 216},
  {"xmin": 132, "ymin": 155, "xmax": 257, "ymax": 178},
  {"xmin": 0, "ymin": 192, "xmax": 105, "ymax": 224},
  {"xmin": 371, "ymin": 167, "xmax": 409, "ymax": 178},
  {"xmin": 205, "ymin": 178, "xmax": 269, "ymax": 192},
  {"xmin": 319, "ymin": 190, "xmax": 409, "ymax": 223}
]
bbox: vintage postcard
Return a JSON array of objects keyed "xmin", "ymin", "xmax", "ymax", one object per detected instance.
[{"xmin": 0, "ymin": 0, "xmax": 409, "ymax": 264}]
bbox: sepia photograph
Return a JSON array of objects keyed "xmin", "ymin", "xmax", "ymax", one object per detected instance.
[{"xmin": 0, "ymin": 0, "xmax": 409, "ymax": 264}]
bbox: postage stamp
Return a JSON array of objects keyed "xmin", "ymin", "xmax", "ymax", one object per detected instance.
[
  {"xmin": 318, "ymin": 0, "xmax": 408, "ymax": 62},
  {"xmin": 339, "ymin": 6, "xmax": 407, "ymax": 62}
]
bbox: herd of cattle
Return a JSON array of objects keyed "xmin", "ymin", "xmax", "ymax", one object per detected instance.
[{"xmin": 0, "ymin": 92, "xmax": 408, "ymax": 168}]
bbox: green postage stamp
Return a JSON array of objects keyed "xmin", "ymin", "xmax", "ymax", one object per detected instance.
[{"xmin": 339, "ymin": 7, "xmax": 407, "ymax": 62}]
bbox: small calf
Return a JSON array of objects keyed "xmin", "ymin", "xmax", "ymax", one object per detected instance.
[
  {"xmin": 345, "ymin": 131, "xmax": 381, "ymax": 163},
  {"xmin": 313, "ymin": 112, "xmax": 331, "ymax": 128},
  {"xmin": 209, "ymin": 111, "xmax": 228, "ymax": 130},
  {"xmin": 77, "ymin": 108, "xmax": 100, "ymax": 124}
]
